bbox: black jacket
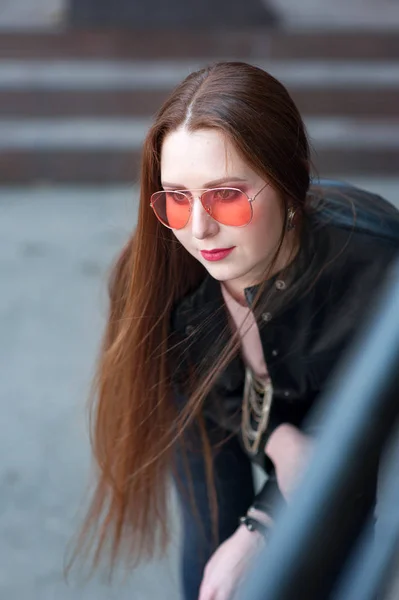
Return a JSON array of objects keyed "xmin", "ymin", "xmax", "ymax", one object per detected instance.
[{"xmin": 170, "ymin": 180, "xmax": 399, "ymax": 512}]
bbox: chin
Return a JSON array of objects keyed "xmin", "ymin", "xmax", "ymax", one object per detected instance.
[{"xmin": 204, "ymin": 264, "xmax": 248, "ymax": 283}]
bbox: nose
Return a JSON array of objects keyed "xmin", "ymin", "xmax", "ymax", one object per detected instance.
[{"xmin": 190, "ymin": 195, "xmax": 219, "ymax": 240}]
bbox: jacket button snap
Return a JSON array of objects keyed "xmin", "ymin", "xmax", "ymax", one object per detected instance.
[
  {"xmin": 272, "ymin": 349, "xmax": 279, "ymax": 357},
  {"xmin": 261, "ymin": 312, "xmax": 272, "ymax": 322},
  {"xmin": 185, "ymin": 325, "xmax": 195, "ymax": 335},
  {"xmin": 284, "ymin": 390, "xmax": 290, "ymax": 397},
  {"xmin": 275, "ymin": 280, "xmax": 286, "ymax": 290}
]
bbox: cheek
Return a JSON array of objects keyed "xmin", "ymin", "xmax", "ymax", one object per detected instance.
[
  {"xmin": 172, "ymin": 230, "xmax": 194, "ymax": 254},
  {"xmin": 251, "ymin": 201, "xmax": 284, "ymax": 243},
  {"xmin": 238, "ymin": 218, "xmax": 280, "ymax": 261},
  {"xmin": 244, "ymin": 230, "xmax": 269, "ymax": 258}
]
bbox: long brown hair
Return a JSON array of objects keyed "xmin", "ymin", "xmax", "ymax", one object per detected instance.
[{"xmin": 70, "ymin": 61, "xmax": 311, "ymax": 575}]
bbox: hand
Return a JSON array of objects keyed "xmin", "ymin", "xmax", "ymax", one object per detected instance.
[
  {"xmin": 198, "ymin": 524, "xmax": 265, "ymax": 600},
  {"xmin": 265, "ymin": 424, "xmax": 313, "ymax": 500}
]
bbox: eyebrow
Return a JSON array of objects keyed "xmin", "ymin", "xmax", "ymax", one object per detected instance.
[{"xmin": 161, "ymin": 176, "xmax": 248, "ymax": 189}]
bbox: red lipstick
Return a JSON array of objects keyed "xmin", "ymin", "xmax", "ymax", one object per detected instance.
[{"xmin": 200, "ymin": 247, "xmax": 235, "ymax": 261}]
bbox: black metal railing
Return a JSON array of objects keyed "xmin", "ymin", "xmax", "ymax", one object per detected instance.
[{"xmin": 239, "ymin": 257, "xmax": 399, "ymax": 600}]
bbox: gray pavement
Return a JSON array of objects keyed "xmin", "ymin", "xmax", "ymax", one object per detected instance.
[
  {"xmin": 0, "ymin": 186, "xmax": 181, "ymax": 600},
  {"xmin": 1, "ymin": 180, "xmax": 398, "ymax": 600}
]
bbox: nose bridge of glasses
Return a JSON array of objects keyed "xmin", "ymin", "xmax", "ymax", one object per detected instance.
[
  {"xmin": 191, "ymin": 194, "xmax": 212, "ymax": 222},
  {"xmin": 185, "ymin": 189, "xmax": 212, "ymax": 214}
]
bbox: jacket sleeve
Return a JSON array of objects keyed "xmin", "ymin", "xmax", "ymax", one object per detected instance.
[
  {"xmin": 172, "ymin": 389, "xmax": 257, "ymax": 541},
  {"xmin": 252, "ymin": 458, "xmax": 287, "ymax": 517}
]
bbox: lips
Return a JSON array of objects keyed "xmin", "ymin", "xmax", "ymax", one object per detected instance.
[{"xmin": 200, "ymin": 247, "xmax": 235, "ymax": 262}]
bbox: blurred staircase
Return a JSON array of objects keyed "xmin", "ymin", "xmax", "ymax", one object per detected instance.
[{"xmin": 0, "ymin": 29, "xmax": 399, "ymax": 183}]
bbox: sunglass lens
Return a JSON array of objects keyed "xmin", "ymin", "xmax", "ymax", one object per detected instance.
[
  {"xmin": 151, "ymin": 191, "xmax": 190, "ymax": 229},
  {"xmin": 203, "ymin": 189, "xmax": 252, "ymax": 226}
]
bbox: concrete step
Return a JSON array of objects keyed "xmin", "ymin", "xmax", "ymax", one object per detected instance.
[
  {"xmin": 1, "ymin": 30, "xmax": 398, "ymax": 182},
  {"xmin": 2, "ymin": 60, "xmax": 399, "ymax": 89},
  {"xmin": 2, "ymin": 117, "xmax": 399, "ymax": 150},
  {"xmin": 1, "ymin": 117, "xmax": 398, "ymax": 183},
  {"xmin": 1, "ymin": 29, "xmax": 399, "ymax": 61},
  {"xmin": 1, "ymin": 60, "xmax": 398, "ymax": 120},
  {"xmin": 2, "ymin": 147, "xmax": 398, "ymax": 183},
  {"xmin": 1, "ymin": 86, "xmax": 398, "ymax": 119}
]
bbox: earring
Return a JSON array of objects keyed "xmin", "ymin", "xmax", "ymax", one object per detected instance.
[{"xmin": 287, "ymin": 206, "xmax": 296, "ymax": 231}]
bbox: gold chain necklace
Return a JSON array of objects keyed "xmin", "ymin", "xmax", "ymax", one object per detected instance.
[{"xmin": 241, "ymin": 367, "xmax": 273, "ymax": 455}]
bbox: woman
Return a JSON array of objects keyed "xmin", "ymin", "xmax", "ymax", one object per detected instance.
[{"xmin": 74, "ymin": 62, "xmax": 399, "ymax": 599}]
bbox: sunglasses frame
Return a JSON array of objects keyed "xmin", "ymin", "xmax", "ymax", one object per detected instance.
[{"xmin": 150, "ymin": 182, "xmax": 269, "ymax": 230}]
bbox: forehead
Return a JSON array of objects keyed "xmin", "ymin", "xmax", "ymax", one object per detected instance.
[{"xmin": 160, "ymin": 128, "xmax": 253, "ymax": 187}]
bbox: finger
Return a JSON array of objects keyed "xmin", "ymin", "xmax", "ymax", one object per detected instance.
[{"xmin": 198, "ymin": 581, "xmax": 213, "ymax": 600}]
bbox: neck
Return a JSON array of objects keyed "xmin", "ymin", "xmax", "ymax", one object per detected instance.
[{"xmin": 221, "ymin": 283, "xmax": 248, "ymax": 306}]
